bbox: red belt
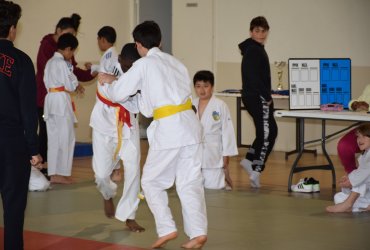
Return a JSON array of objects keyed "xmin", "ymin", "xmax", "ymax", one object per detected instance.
[
  {"xmin": 96, "ymin": 90, "xmax": 132, "ymax": 159},
  {"xmin": 96, "ymin": 90, "xmax": 131, "ymax": 127}
]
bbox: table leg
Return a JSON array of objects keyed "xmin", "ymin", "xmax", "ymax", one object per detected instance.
[{"xmin": 285, "ymin": 118, "xmax": 317, "ymax": 160}]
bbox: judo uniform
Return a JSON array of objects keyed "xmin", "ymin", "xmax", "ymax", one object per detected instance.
[
  {"xmin": 100, "ymin": 47, "xmax": 207, "ymax": 239},
  {"xmin": 43, "ymin": 52, "xmax": 78, "ymax": 176},
  {"xmin": 334, "ymin": 150, "xmax": 370, "ymax": 212},
  {"xmin": 193, "ymin": 95, "xmax": 238, "ymax": 189},
  {"xmin": 90, "ymin": 47, "xmax": 141, "ymax": 221}
]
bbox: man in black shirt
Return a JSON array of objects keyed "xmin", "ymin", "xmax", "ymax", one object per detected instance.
[{"xmin": 0, "ymin": 1, "xmax": 42, "ymax": 249}]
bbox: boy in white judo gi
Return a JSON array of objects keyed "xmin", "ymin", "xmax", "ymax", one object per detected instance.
[
  {"xmin": 98, "ymin": 21, "xmax": 207, "ymax": 249},
  {"xmin": 326, "ymin": 123, "xmax": 370, "ymax": 213},
  {"xmin": 192, "ymin": 70, "xmax": 238, "ymax": 190},
  {"xmin": 90, "ymin": 26, "xmax": 123, "ymax": 183},
  {"xmin": 43, "ymin": 33, "xmax": 82, "ymax": 184},
  {"xmin": 90, "ymin": 26, "xmax": 144, "ymax": 232}
]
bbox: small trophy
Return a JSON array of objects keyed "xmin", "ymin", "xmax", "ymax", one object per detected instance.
[{"xmin": 274, "ymin": 61, "xmax": 286, "ymax": 90}]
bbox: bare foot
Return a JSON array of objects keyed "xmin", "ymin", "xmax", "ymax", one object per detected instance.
[
  {"xmin": 111, "ymin": 169, "xmax": 122, "ymax": 182},
  {"xmin": 126, "ymin": 219, "xmax": 145, "ymax": 232},
  {"xmin": 151, "ymin": 231, "xmax": 178, "ymax": 249},
  {"xmin": 104, "ymin": 198, "xmax": 115, "ymax": 218},
  {"xmin": 50, "ymin": 175, "xmax": 73, "ymax": 184},
  {"xmin": 181, "ymin": 235, "xmax": 207, "ymax": 249},
  {"xmin": 326, "ymin": 202, "xmax": 352, "ymax": 213},
  {"xmin": 224, "ymin": 168, "xmax": 233, "ymax": 190}
]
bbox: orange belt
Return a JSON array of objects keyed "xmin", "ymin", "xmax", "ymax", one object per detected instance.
[
  {"xmin": 49, "ymin": 86, "xmax": 76, "ymax": 112},
  {"xmin": 96, "ymin": 90, "xmax": 131, "ymax": 159}
]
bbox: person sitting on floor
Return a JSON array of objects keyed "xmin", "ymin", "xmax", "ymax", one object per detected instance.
[
  {"xmin": 337, "ymin": 84, "xmax": 370, "ymax": 174},
  {"xmin": 326, "ymin": 123, "xmax": 370, "ymax": 213}
]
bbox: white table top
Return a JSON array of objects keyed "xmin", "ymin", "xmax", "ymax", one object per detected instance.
[
  {"xmin": 274, "ymin": 109, "xmax": 370, "ymax": 122},
  {"xmin": 215, "ymin": 92, "xmax": 289, "ymax": 99}
]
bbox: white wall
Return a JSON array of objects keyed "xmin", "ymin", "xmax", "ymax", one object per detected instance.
[
  {"xmin": 173, "ymin": 0, "xmax": 370, "ymax": 155},
  {"xmin": 215, "ymin": 0, "xmax": 370, "ymax": 66}
]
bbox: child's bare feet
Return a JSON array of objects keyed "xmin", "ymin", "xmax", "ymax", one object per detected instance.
[
  {"xmin": 104, "ymin": 198, "xmax": 115, "ymax": 218},
  {"xmin": 50, "ymin": 175, "xmax": 73, "ymax": 184},
  {"xmin": 181, "ymin": 235, "xmax": 207, "ymax": 249},
  {"xmin": 326, "ymin": 202, "xmax": 352, "ymax": 213},
  {"xmin": 111, "ymin": 169, "xmax": 122, "ymax": 182},
  {"xmin": 151, "ymin": 231, "xmax": 178, "ymax": 248},
  {"xmin": 126, "ymin": 219, "xmax": 145, "ymax": 232}
]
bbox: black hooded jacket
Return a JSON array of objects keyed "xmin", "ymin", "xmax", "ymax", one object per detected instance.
[{"xmin": 238, "ymin": 38, "xmax": 272, "ymax": 102}]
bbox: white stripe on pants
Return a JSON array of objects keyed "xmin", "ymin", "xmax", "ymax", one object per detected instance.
[
  {"xmin": 141, "ymin": 143, "xmax": 207, "ymax": 238},
  {"xmin": 46, "ymin": 114, "xmax": 75, "ymax": 176}
]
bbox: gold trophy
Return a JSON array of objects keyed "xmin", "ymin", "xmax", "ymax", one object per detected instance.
[{"xmin": 274, "ymin": 61, "xmax": 286, "ymax": 90}]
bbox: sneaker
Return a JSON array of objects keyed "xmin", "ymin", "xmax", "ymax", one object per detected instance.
[
  {"xmin": 240, "ymin": 159, "xmax": 253, "ymax": 175},
  {"xmin": 249, "ymin": 171, "xmax": 261, "ymax": 188},
  {"xmin": 307, "ymin": 177, "xmax": 320, "ymax": 192},
  {"xmin": 291, "ymin": 178, "xmax": 313, "ymax": 193}
]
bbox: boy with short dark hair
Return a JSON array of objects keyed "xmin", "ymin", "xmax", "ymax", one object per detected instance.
[
  {"xmin": 0, "ymin": 1, "xmax": 42, "ymax": 248},
  {"xmin": 90, "ymin": 38, "xmax": 144, "ymax": 232},
  {"xmin": 43, "ymin": 33, "xmax": 80, "ymax": 184},
  {"xmin": 239, "ymin": 16, "xmax": 278, "ymax": 188},
  {"xmin": 192, "ymin": 70, "xmax": 238, "ymax": 190},
  {"xmin": 98, "ymin": 20, "xmax": 207, "ymax": 249}
]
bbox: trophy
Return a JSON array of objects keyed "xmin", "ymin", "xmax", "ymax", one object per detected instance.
[{"xmin": 274, "ymin": 61, "xmax": 286, "ymax": 90}]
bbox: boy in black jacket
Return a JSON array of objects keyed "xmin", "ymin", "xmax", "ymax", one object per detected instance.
[
  {"xmin": 239, "ymin": 16, "xmax": 277, "ymax": 188},
  {"xmin": 0, "ymin": 1, "xmax": 42, "ymax": 249}
]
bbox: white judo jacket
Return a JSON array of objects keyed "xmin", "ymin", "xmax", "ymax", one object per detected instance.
[
  {"xmin": 193, "ymin": 95, "xmax": 238, "ymax": 169},
  {"xmin": 349, "ymin": 150, "xmax": 370, "ymax": 196},
  {"xmin": 90, "ymin": 47, "xmax": 139, "ymax": 139},
  {"xmin": 43, "ymin": 52, "xmax": 78, "ymax": 123},
  {"xmin": 100, "ymin": 47, "xmax": 202, "ymax": 150}
]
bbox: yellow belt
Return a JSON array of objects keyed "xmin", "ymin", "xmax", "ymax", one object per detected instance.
[{"xmin": 153, "ymin": 98, "xmax": 192, "ymax": 120}]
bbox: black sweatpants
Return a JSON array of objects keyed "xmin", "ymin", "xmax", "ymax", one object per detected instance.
[
  {"xmin": 0, "ymin": 133, "xmax": 31, "ymax": 250},
  {"xmin": 242, "ymin": 95, "xmax": 278, "ymax": 172}
]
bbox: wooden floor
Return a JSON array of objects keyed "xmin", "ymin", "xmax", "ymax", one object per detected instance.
[{"xmin": 2, "ymin": 140, "xmax": 370, "ymax": 250}]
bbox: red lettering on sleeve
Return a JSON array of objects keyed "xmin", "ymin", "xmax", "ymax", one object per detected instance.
[{"xmin": 0, "ymin": 53, "xmax": 14, "ymax": 77}]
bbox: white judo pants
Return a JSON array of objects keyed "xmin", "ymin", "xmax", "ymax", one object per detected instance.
[
  {"xmin": 46, "ymin": 114, "xmax": 75, "ymax": 176},
  {"xmin": 202, "ymin": 168, "xmax": 225, "ymax": 189},
  {"xmin": 141, "ymin": 143, "xmax": 207, "ymax": 239},
  {"xmin": 334, "ymin": 185, "xmax": 370, "ymax": 212},
  {"xmin": 92, "ymin": 128, "xmax": 141, "ymax": 221}
]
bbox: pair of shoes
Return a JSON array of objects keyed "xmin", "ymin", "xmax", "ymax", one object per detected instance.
[
  {"xmin": 291, "ymin": 177, "xmax": 320, "ymax": 193},
  {"xmin": 307, "ymin": 177, "xmax": 320, "ymax": 192}
]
